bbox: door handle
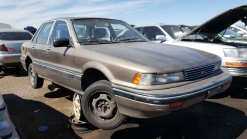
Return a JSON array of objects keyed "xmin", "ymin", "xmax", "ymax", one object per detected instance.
[
  {"xmin": 46, "ymin": 48, "xmax": 51, "ymax": 51},
  {"xmin": 31, "ymin": 46, "xmax": 35, "ymax": 49}
]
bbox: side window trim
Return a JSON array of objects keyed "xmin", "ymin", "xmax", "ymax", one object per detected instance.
[
  {"xmin": 48, "ymin": 20, "xmax": 72, "ymax": 45},
  {"xmin": 34, "ymin": 21, "xmax": 55, "ymax": 44},
  {"xmin": 32, "ymin": 23, "xmax": 45, "ymax": 43},
  {"xmin": 47, "ymin": 20, "xmax": 57, "ymax": 44}
]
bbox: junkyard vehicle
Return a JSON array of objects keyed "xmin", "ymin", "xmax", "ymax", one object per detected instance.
[
  {"xmin": 0, "ymin": 95, "xmax": 20, "ymax": 139},
  {"xmin": 218, "ymin": 29, "xmax": 247, "ymax": 44},
  {"xmin": 0, "ymin": 29, "xmax": 33, "ymax": 73},
  {"xmin": 228, "ymin": 24, "xmax": 247, "ymax": 37},
  {"xmin": 136, "ymin": 5, "xmax": 247, "ymax": 76},
  {"xmin": 0, "ymin": 23, "xmax": 14, "ymax": 29},
  {"xmin": 21, "ymin": 17, "xmax": 232, "ymax": 130}
]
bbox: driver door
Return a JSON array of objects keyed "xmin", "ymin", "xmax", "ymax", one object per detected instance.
[{"xmin": 45, "ymin": 20, "xmax": 76, "ymax": 87}]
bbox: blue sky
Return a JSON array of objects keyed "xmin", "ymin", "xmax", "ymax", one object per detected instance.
[{"xmin": 0, "ymin": 0, "xmax": 246, "ymax": 29}]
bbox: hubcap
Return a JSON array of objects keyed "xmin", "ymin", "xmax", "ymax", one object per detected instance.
[
  {"xmin": 73, "ymin": 93, "xmax": 82, "ymax": 119},
  {"xmin": 91, "ymin": 93, "xmax": 116, "ymax": 119}
]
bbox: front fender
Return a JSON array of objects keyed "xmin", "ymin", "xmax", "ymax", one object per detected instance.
[{"xmin": 82, "ymin": 61, "xmax": 115, "ymax": 82}]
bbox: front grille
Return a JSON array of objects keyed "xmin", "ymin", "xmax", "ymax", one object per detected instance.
[{"xmin": 184, "ymin": 64, "xmax": 214, "ymax": 81}]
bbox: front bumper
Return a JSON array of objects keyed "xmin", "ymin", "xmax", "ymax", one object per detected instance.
[
  {"xmin": 224, "ymin": 66, "xmax": 247, "ymax": 76},
  {"xmin": 0, "ymin": 106, "xmax": 20, "ymax": 139},
  {"xmin": 113, "ymin": 69, "xmax": 232, "ymax": 118},
  {"xmin": 0, "ymin": 54, "xmax": 21, "ymax": 66},
  {"xmin": 20, "ymin": 56, "xmax": 27, "ymax": 71}
]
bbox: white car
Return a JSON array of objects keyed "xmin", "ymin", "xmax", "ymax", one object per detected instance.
[
  {"xmin": 0, "ymin": 95, "xmax": 20, "ymax": 139},
  {"xmin": 136, "ymin": 5, "xmax": 247, "ymax": 76},
  {"xmin": 228, "ymin": 24, "xmax": 247, "ymax": 37},
  {"xmin": 0, "ymin": 23, "xmax": 14, "ymax": 29}
]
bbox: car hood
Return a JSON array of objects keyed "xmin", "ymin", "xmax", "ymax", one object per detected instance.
[
  {"xmin": 181, "ymin": 5, "xmax": 247, "ymax": 39},
  {"xmin": 87, "ymin": 42, "xmax": 220, "ymax": 73}
]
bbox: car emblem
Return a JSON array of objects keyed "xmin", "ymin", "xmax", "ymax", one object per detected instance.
[{"xmin": 201, "ymin": 71, "xmax": 206, "ymax": 75}]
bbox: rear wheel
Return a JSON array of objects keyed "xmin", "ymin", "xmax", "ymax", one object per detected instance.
[
  {"xmin": 81, "ymin": 80, "xmax": 126, "ymax": 130},
  {"xmin": 28, "ymin": 63, "xmax": 44, "ymax": 89}
]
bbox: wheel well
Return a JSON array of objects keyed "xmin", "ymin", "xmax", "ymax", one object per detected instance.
[
  {"xmin": 25, "ymin": 56, "xmax": 32, "ymax": 70},
  {"xmin": 82, "ymin": 68, "xmax": 109, "ymax": 91}
]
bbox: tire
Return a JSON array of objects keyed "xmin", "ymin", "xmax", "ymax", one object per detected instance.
[
  {"xmin": 28, "ymin": 63, "xmax": 44, "ymax": 89},
  {"xmin": 71, "ymin": 123, "xmax": 93, "ymax": 134},
  {"xmin": 81, "ymin": 80, "xmax": 126, "ymax": 130}
]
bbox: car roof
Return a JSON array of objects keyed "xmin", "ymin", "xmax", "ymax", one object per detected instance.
[
  {"xmin": 0, "ymin": 29, "xmax": 31, "ymax": 33},
  {"xmin": 47, "ymin": 17, "xmax": 122, "ymax": 22},
  {"xmin": 135, "ymin": 24, "xmax": 189, "ymax": 28}
]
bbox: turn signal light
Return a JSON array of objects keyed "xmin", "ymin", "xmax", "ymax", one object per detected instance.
[
  {"xmin": 132, "ymin": 73, "xmax": 141, "ymax": 85},
  {"xmin": 169, "ymin": 101, "xmax": 184, "ymax": 109},
  {"xmin": 226, "ymin": 62, "xmax": 247, "ymax": 67}
]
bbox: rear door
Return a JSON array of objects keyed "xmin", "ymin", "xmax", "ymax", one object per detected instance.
[
  {"xmin": 30, "ymin": 21, "xmax": 54, "ymax": 77},
  {"xmin": 45, "ymin": 20, "xmax": 76, "ymax": 87}
]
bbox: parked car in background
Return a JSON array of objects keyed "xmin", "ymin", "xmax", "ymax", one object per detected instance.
[
  {"xmin": 24, "ymin": 26, "xmax": 37, "ymax": 35},
  {"xmin": 136, "ymin": 5, "xmax": 247, "ymax": 76},
  {"xmin": 228, "ymin": 24, "xmax": 247, "ymax": 37},
  {"xmin": 0, "ymin": 23, "xmax": 14, "ymax": 29},
  {"xmin": 218, "ymin": 29, "xmax": 247, "ymax": 44},
  {"xmin": 0, "ymin": 29, "xmax": 33, "ymax": 73},
  {"xmin": 0, "ymin": 95, "xmax": 20, "ymax": 139},
  {"xmin": 21, "ymin": 17, "xmax": 231, "ymax": 130}
]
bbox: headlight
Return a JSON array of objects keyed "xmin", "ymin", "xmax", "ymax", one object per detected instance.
[
  {"xmin": 223, "ymin": 48, "xmax": 247, "ymax": 57},
  {"xmin": 133, "ymin": 72, "xmax": 184, "ymax": 85},
  {"xmin": 214, "ymin": 61, "xmax": 221, "ymax": 71}
]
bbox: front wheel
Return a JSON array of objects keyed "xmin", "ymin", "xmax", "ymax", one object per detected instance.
[
  {"xmin": 28, "ymin": 63, "xmax": 44, "ymax": 89},
  {"xmin": 81, "ymin": 80, "xmax": 126, "ymax": 130}
]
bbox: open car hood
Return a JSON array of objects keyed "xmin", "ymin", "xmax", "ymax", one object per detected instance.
[{"xmin": 181, "ymin": 5, "xmax": 247, "ymax": 39}]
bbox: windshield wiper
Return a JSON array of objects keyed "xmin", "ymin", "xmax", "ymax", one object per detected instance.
[
  {"xmin": 79, "ymin": 40, "xmax": 113, "ymax": 45},
  {"xmin": 116, "ymin": 37, "xmax": 146, "ymax": 42}
]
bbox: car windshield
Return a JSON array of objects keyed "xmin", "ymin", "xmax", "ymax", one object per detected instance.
[
  {"xmin": 161, "ymin": 25, "xmax": 190, "ymax": 39},
  {"xmin": 72, "ymin": 19, "xmax": 148, "ymax": 44},
  {"xmin": 219, "ymin": 29, "xmax": 241, "ymax": 38},
  {"xmin": 238, "ymin": 26, "xmax": 247, "ymax": 31},
  {"xmin": 0, "ymin": 32, "xmax": 32, "ymax": 40}
]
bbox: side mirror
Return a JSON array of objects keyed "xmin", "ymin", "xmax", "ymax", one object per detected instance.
[
  {"xmin": 53, "ymin": 38, "xmax": 69, "ymax": 47},
  {"xmin": 237, "ymin": 31, "xmax": 245, "ymax": 36},
  {"xmin": 156, "ymin": 35, "xmax": 166, "ymax": 43}
]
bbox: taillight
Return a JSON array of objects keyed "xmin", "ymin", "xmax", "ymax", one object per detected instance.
[
  {"xmin": 0, "ymin": 44, "xmax": 15, "ymax": 52},
  {"xmin": 0, "ymin": 44, "xmax": 8, "ymax": 51},
  {"xmin": 7, "ymin": 47, "xmax": 15, "ymax": 52}
]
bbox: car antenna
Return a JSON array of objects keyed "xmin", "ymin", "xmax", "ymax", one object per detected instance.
[{"xmin": 193, "ymin": 27, "xmax": 202, "ymax": 42}]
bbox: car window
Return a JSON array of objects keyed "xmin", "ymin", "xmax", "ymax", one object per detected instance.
[
  {"xmin": 143, "ymin": 26, "xmax": 164, "ymax": 40},
  {"xmin": 135, "ymin": 27, "xmax": 141, "ymax": 32},
  {"xmin": 49, "ymin": 20, "xmax": 70, "ymax": 44},
  {"xmin": 219, "ymin": 29, "xmax": 240, "ymax": 38},
  {"xmin": 72, "ymin": 19, "xmax": 148, "ymax": 44},
  {"xmin": 36, "ymin": 21, "xmax": 54, "ymax": 44},
  {"xmin": 238, "ymin": 26, "xmax": 247, "ymax": 31},
  {"xmin": 162, "ymin": 26, "xmax": 187, "ymax": 39},
  {"xmin": 0, "ymin": 32, "xmax": 32, "ymax": 40},
  {"xmin": 228, "ymin": 27, "xmax": 241, "ymax": 33}
]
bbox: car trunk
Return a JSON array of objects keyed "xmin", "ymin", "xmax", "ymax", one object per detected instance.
[{"xmin": 0, "ymin": 40, "xmax": 30, "ymax": 54}]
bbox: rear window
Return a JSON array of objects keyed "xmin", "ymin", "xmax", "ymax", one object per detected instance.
[{"xmin": 0, "ymin": 32, "xmax": 32, "ymax": 40}]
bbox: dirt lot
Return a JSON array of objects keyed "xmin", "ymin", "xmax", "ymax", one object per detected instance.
[{"xmin": 1, "ymin": 70, "xmax": 247, "ymax": 139}]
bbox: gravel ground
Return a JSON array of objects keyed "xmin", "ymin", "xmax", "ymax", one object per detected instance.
[{"xmin": 1, "ymin": 70, "xmax": 247, "ymax": 139}]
